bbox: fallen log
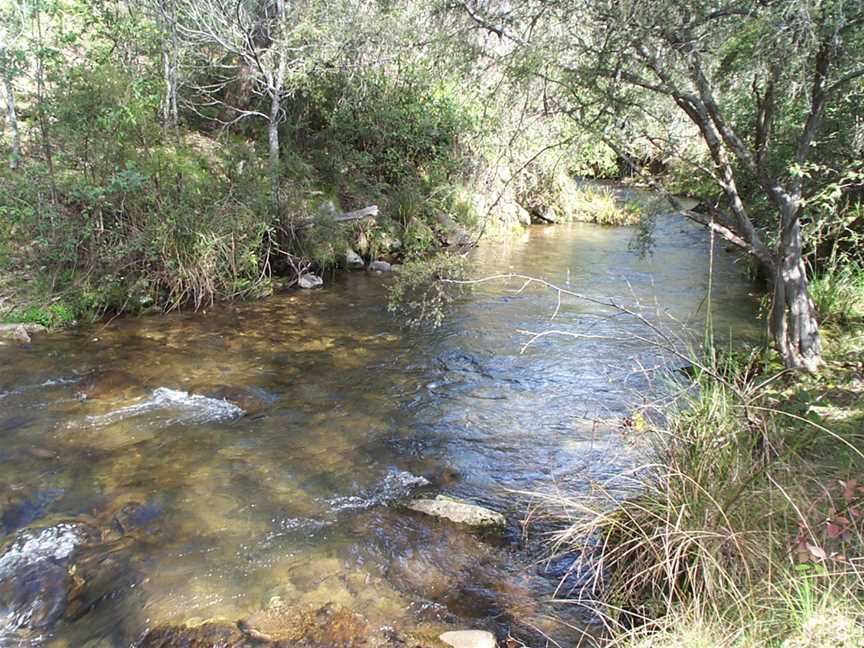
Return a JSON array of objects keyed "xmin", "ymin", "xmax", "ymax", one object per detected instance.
[{"xmin": 333, "ymin": 205, "xmax": 379, "ymax": 222}]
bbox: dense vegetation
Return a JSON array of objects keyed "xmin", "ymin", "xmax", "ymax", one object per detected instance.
[
  {"xmin": 0, "ymin": 0, "xmax": 632, "ymax": 325},
  {"xmin": 2, "ymin": 0, "xmax": 864, "ymax": 645}
]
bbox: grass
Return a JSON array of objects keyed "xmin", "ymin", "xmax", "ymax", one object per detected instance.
[
  {"xmin": 808, "ymin": 262, "xmax": 864, "ymax": 324},
  {"xmin": 568, "ymin": 186, "xmax": 642, "ymax": 226},
  {"xmin": 2, "ymin": 303, "xmax": 77, "ymax": 328},
  {"xmin": 530, "ymin": 324, "xmax": 864, "ymax": 647}
]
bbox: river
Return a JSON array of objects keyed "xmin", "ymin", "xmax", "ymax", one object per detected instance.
[{"xmin": 0, "ymin": 213, "xmax": 761, "ymax": 646}]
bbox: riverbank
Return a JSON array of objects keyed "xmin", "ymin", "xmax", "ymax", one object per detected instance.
[
  {"xmin": 539, "ymin": 315, "xmax": 864, "ymax": 647},
  {"xmin": 0, "ymin": 175, "xmax": 641, "ymax": 335}
]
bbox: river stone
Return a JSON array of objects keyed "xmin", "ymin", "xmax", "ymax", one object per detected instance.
[
  {"xmin": 238, "ymin": 602, "xmax": 369, "ymax": 646},
  {"xmin": 298, "ymin": 273, "xmax": 324, "ymax": 289},
  {"xmin": 0, "ymin": 323, "xmax": 43, "ymax": 342},
  {"xmin": 139, "ymin": 622, "xmax": 250, "ymax": 647},
  {"xmin": 345, "ymin": 247, "xmax": 365, "ymax": 269},
  {"xmin": 75, "ymin": 369, "xmax": 142, "ymax": 401},
  {"xmin": 435, "ymin": 214, "xmax": 473, "ymax": 247},
  {"xmin": 439, "ymin": 630, "xmax": 497, "ymax": 648},
  {"xmin": 368, "ymin": 260, "xmax": 392, "ymax": 273},
  {"xmin": 0, "ymin": 522, "xmax": 94, "ymax": 632},
  {"xmin": 406, "ymin": 495, "xmax": 505, "ymax": 529}
]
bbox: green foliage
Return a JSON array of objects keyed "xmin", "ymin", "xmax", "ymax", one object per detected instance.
[
  {"xmin": 808, "ymin": 261, "xmax": 864, "ymax": 324},
  {"xmin": 3, "ymin": 303, "xmax": 76, "ymax": 328},
  {"xmin": 307, "ymin": 70, "xmax": 476, "ymax": 191}
]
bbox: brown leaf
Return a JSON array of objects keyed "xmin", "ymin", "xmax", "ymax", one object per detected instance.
[{"xmin": 806, "ymin": 544, "xmax": 827, "ymax": 561}]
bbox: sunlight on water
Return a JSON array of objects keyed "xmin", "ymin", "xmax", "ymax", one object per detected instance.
[{"xmin": 0, "ymin": 215, "xmax": 760, "ymax": 646}]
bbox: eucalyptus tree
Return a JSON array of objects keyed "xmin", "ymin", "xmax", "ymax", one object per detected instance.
[
  {"xmin": 455, "ymin": 0, "xmax": 864, "ymax": 372},
  {"xmin": 0, "ymin": 0, "xmax": 25, "ymax": 170}
]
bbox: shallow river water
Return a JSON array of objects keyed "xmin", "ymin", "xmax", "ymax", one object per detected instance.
[{"xmin": 0, "ymin": 214, "xmax": 761, "ymax": 646}]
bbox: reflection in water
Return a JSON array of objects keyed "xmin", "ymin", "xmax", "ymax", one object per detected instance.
[{"xmin": 0, "ymin": 216, "xmax": 759, "ymax": 646}]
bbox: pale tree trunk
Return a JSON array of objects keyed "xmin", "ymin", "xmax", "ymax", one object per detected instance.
[
  {"xmin": 33, "ymin": 4, "xmax": 57, "ymax": 205},
  {"xmin": 267, "ymin": 52, "xmax": 287, "ymax": 219},
  {"xmin": 160, "ymin": 0, "xmax": 179, "ymax": 141},
  {"xmin": 2, "ymin": 66, "xmax": 21, "ymax": 169},
  {"xmin": 770, "ymin": 202, "xmax": 821, "ymax": 372},
  {"xmin": 267, "ymin": 0, "xmax": 287, "ymax": 219}
]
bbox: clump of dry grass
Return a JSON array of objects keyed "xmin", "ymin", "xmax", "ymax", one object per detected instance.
[{"xmin": 527, "ymin": 335, "xmax": 864, "ymax": 647}]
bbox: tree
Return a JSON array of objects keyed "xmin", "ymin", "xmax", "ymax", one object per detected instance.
[
  {"xmin": 0, "ymin": 0, "xmax": 26, "ymax": 170},
  {"xmin": 456, "ymin": 0, "xmax": 864, "ymax": 372},
  {"xmin": 174, "ymin": 0, "xmax": 324, "ymax": 218}
]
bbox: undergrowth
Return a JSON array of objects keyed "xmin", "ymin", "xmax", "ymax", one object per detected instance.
[{"xmin": 531, "ymin": 324, "xmax": 864, "ymax": 647}]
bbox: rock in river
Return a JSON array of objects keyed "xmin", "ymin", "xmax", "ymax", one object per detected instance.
[
  {"xmin": 345, "ymin": 247, "xmax": 365, "ymax": 269},
  {"xmin": 406, "ymin": 495, "xmax": 506, "ymax": 530},
  {"xmin": 298, "ymin": 273, "xmax": 324, "ymax": 289},
  {"xmin": 368, "ymin": 259, "xmax": 392, "ymax": 273},
  {"xmin": 439, "ymin": 630, "xmax": 497, "ymax": 648},
  {"xmin": 0, "ymin": 323, "xmax": 45, "ymax": 343},
  {"xmin": 0, "ymin": 522, "xmax": 93, "ymax": 632}
]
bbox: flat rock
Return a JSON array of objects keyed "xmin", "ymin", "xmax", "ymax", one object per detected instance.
[
  {"xmin": 439, "ymin": 630, "xmax": 497, "ymax": 648},
  {"xmin": 406, "ymin": 495, "xmax": 505, "ymax": 529},
  {"xmin": 368, "ymin": 260, "xmax": 392, "ymax": 272},
  {"xmin": 298, "ymin": 273, "xmax": 324, "ymax": 289}
]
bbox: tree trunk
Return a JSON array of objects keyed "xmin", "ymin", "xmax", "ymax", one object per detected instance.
[
  {"xmin": 160, "ymin": 0, "xmax": 179, "ymax": 140},
  {"xmin": 2, "ymin": 67, "xmax": 21, "ymax": 169},
  {"xmin": 769, "ymin": 205, "xmax": 822, "ymax": 372},
  {"xmin": 34, "ymin": 4, "xmax": 57, "ymax": 204},
  {"xmin": 267, "ymin": 0, "xmax": 287, "ymax": 220},
  {"xmin": 268, "ymin": 92, "xmax": 281, "ymax": 218}
]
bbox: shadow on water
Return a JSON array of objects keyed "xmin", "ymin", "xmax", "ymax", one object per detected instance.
[{"xmin": 0, "ymin": 215, "xmax": 760, "ymax": 646}]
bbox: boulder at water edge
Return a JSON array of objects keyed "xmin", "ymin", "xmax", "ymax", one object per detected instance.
[
  {"xmin": 406, "ymin": 495, "xmax": 505, "ymax": 530},
  {"xmin": 345, "ymin": 247, "xmax": 365, "ymax": 269},
  {"xmin": 368, "ymin": 260, "xmax": 392, "ymax": 272},
  {"xmin": 439, "ymin": 630, "xmax": 497, "ymax": 648},
  {"xmin": 298, "ymin": 273, "xmax": 324, "ymax": 289},
  {"xmin": 0, "ymin": 323, "xmax": 46, "ymax": 343}
]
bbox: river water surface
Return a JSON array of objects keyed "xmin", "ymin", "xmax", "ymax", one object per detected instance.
[{"xmin": 0, "ymin": 214, "xmax": 761, "ymax": 646}]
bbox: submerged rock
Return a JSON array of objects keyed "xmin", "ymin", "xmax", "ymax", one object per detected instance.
[
  {"xmin": 439, "ymin": 630, "xmax": 497, "ymax": 648},
  {"xmin": 368, "ymin": 260, "xmax": 392, "ymax": 273},
  {"xmin": 0, "ymin": 522, "xmax": 93, "ymax": 632},
  {"xmin": 138, "ymin": 622, "xmax": 250, "ymax": 648},
  {"xmin": 298, "ymin": 273, "xmax": 324, "ymax": 289},
  {"xmin": 239, "ymin": 602, "xmax": 369, "ymax": 646},
  {"xmin": 75, "ymin": 369, "xmax": 142, "ymax": 401},
  {"xmin": 405, "ymin": 495, "xmax": 505, "ymax": 530}
]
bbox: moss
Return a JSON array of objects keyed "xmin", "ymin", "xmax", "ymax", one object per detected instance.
[{"xmin": 3, "ymin": 302, "xmax": 78, "ymax": 329}]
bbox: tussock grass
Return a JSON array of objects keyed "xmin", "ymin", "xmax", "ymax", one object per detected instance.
[
  {"xmin": 809, "ymin": 262, "xmax": 864, "ymax": 324},
  {"xmin": 530, "ymin": 330, "xmax": 864, "ymax": 647},
  {"xmin": 569, "ymin": 186, "xmax": 642, "ymax": 226}
]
